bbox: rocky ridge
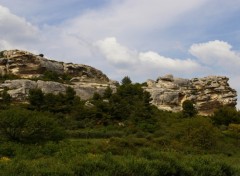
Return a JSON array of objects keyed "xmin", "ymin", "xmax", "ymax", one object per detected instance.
[
  {"xmin": 0, "ymin": 50, "xmax": 237, "ymax": 115},
  {"xmin": 144, "ymin": 74, "xmax": 237, "ymax": 115},
  {"xmin": 0, "ymin": 50, "xmax": 117, "ymax": 100}
]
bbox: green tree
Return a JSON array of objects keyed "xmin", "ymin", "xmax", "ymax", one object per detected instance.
[
  {"xmin": 182, "ymin": 100, "xmax": 198, "ymax": 117},
  {"xmin": 92, "ymin": 92, "xmax": 102, "ymax": 100},
  {"xmin": 65, "ymin": 87, "xmax": 76, "ymax": 104},
  {"xmin": 121, "ymin": 76, "xmax": 132, "ymax": 85},
  {"xmin": 0, "ymin": 89, "xmax": 11, "ymax": 109},
  {"xmin": 103, "ymin": 87, "xmax": 113, "ymax": 99},
  {"xmin": 28, "ymin": 89, "xmax": 45, "ymax": 110}
]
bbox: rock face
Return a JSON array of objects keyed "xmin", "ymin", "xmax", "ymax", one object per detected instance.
[
  {"xmin": 0, "ymin": 50, "xmax": 109, "ymax": 83},
  {"xmin": 144, "ymin": 74, "xmax": 237, "ymax": 115},
  {"xmin": 0, "ymin": 50, "xmax": 117, "ymax": 101},
  {"xmin": 0, "ymin": 50, "xmax": 237, "ymax": 115},
  {"xmin": 0, "ymin": 79, "xmax": 115, "ymax": 101}
]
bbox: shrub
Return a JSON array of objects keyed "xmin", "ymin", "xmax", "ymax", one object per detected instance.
[
  {"xmin": 0, "ymin": 108, "xmax": 65, "ymax": 143},
  {"xmin": 173, "ymin": 117, "xmax": 220, "ymax": 150},
  {"xmin": 182, "ymin": 100, "xmax": 198, "ymax": 117},
  {"xmin": 212, "ymin": 106, "xmax": 240, "ymax": 126}
]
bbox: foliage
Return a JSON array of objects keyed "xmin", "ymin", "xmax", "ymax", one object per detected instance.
[
  {"xmin": 0, "ymin": 74, "xmax": 20, "ymax": 81},
  {"xmin": 0, "ymin": 76, "xmax": 239, "ymax": 175},
  {"xmin": 28, "ymin": 88, "xmax": 45, "ymax": 110},
  {"xmin": 0, "ymin": 50, "xmax": 4, "ymax": 58},
  {"xmin": 28, "ymin": 87, "xmax": 81, "ymax": 113},
  {"xmin": 0, "ymin": 108, "xmax": 65, "ymax": 143},
  {"xmin": 212, "ymin": 106, "xmax": 240, "ymax": 126},
  {"xmin": 38, "ymin": 70, "xmax": 72, "ymax": 83},
  {"xmin": 182, "ymin": 100, "xmax": 198, "ymax": 117},
  {"xmin": 177, "ymin": 117, "xmax": 220, "ymax": 150},
  {"xmin": 0, "ymin": 89, "xmax": 11, "ymax": 109},
  {"xmin": 121, "ymin": 76, "xmax": 132, "ymax": 85},
  {"xmin": 103, "ymin": 86, "xmax": 113, "ymax": 99}
]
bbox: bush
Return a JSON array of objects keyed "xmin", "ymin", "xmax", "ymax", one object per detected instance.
[
  {"xmin": 182, "ymin": 100, "xmax": 197, "ymax": 117},
  {"xmin": 0, "ymin": 108, "xmax": 65, "ymax": 143},
  {"xmin": 212, "ymin": 106, "xmax": 240, "ymax": 126},
  {"xmin": 172, "ymin": 117, "xmax": 220, "ymax": 150}
]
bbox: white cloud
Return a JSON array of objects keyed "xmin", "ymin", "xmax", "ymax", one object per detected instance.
[
  {"xmin": 139, "ymin": 51, "xmax": 200, "ymax": 72},
  {"xmin": 0, "ymin": 5, "xmax": 40, "ymax": 51},
  {"xmin": 0, "ymin": 40, "xmax": 13, "ymax": 50},
  {"xmin": 61, "ymin": 0, "xmax": 207, "ymax": 47},
  {"xmin": 0, "ymin": 0, "xmax": 209, "ymax": 62},
  {"xmin": 189, "ymin": 40, "xmax": 240, "ymax": 71},
  {"xmin": 96, "ymin": 37, "xmax": 202, "ymax": 78},
  {"xmin": 95, "ymin": 37, "xmax": 138, "ymax": 66}
]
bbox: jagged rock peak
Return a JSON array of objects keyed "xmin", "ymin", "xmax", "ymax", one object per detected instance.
[
  {"xmin": 144, "ymin": 74, "xmax": 237, "ymax": 115},
  {"xmin": 0, "ymin": 49, "xmax": 110, "ymax": 83}
]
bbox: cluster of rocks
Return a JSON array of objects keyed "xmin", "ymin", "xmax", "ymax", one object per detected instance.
[
  {"xmin": 144, "ymin": 74, "xmax": 237, "ymax": 115},
  {"xmin": 0, "ymin": 50, "xmax": 237, "ymax": 115},
  {"xmin": 0, "ymin": 50, "xmax": 110, "ymax": 83},
  {"xmin": 0, "ymin": 79, "xmax": 115, "ymax": 101},
  {"xmin": 0, "ymin": 50, "xmax": 117, "ymax": 101}
]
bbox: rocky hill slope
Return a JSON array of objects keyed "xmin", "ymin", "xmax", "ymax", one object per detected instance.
[
  {"xmin": 0, "ymin": 50, "xmax": 237, "ymax": 115},
  {"xmin": 145, "ymin": 74, "xmax": 237, "ymax": 115},
  {"xmin": 0, "ymin": 50, "xmax": 117, "ymax": 100}
]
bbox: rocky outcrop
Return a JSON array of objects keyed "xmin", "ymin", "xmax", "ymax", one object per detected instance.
[
  {"xmin": 144, "ymin": 74, "xmax": 237, "ymax": 115},
  {"xmin": 0, "ymin": 50, "xmax": 110, "ymax": 83},
  {"xmin": 0, "ymin": 50, "xmax": 117, "ymax": 101},
  {"xmin": 0, "ymin": 79, "xmax": 115, "ymax": 101},
  {"xmin": 0, "ymin": 50, "xmax": 237, "ymax": 115}
]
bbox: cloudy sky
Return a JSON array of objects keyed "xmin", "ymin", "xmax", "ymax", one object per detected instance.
[{"xmin": 1, "ymin": 0, "xmax": 240, "ymax": 106}]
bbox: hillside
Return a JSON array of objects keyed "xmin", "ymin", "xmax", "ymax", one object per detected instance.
[
  {"xmin": 0, "ymin": 49, "xmax": 237, "ymax": 115},
  {"xmin": 0, "ymin": 50, "xmax": 239, "ymax": 175},
  {"xmin": 0, "ymin": 49, "xmax": 117, "ymax": 100}
]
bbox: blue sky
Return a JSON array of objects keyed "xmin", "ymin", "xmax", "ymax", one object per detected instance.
[{"xmin": 0, "ymin": 0, "xmax": 240, "ymax": 106}]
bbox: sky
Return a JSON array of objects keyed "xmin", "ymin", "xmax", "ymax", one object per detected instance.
[{"xmin": 1, "ymin": 0, "xmax": 240, "ymax": 106}]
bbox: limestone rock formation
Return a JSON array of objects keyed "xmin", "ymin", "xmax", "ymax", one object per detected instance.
[
  {"xmin": 144, "ymin": 74, "xmax": 237, "ymax": 115},
  {"xmin": 0, "ymin": 50, "xmax": 109, "ymax": 83},
  {"xmin": 0, "ymin": 50, "xmax": 237, "ymax": 115},
  {"xmin": 0, "ymin": 50, "xmax": 116, "ymax": 101}
]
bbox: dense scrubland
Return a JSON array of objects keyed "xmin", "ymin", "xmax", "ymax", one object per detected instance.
[{"xmin": 0, "ymin": 76, "xmax": 240, "ymax": 175}]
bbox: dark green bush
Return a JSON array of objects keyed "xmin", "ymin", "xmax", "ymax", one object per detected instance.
[
  {"xmin": 182, "ymin": 100, "xmax": 198, "ymax": 117},
  {"xmin": 0, "ymin": 108, "xmax": 65, "ymax": 143},
  {"xmin": 212, "ymin": 106, "xmax": 240, "ymax": 126}
]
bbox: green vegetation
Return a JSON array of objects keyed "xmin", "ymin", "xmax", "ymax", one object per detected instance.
[
  {"xmin": 0, "ymin": 50, "xmax": 4, "ymax": 58},
  {"xmin": 0, "ymin": 74, "xmax": 20, "ymax": 82},
  {"xmin": 0, "ymin": 109, "xmax": 65, "ymax": 143},
  {"xmin": 182, "ymin": 100, "xmax": 198, "ymax": 117},
  {"xmin": 0, "ymin": 76, "xmax": 239, "ymax": 175},
  {"xmin": 38, "ymin": 70, "xmax": 72, "ymax": 83}
]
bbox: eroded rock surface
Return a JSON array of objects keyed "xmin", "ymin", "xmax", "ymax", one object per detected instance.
[
  {"xmin": 144, "ymin": 74, "xmax": 237, "ymax": 115},
  {"xmin": 0, "ymin": 50, "xmax": 109, "ymax": 83},
  {"xmin": 0, "ymin": 50, "xmax": 237, "ymax": 115},
  {"xmin": 0, "ymin": 79, "xmax": 115, "ymax": 101},
  {"xmin": 0, "ymin": 50, "xmax": 116, "ymax": 101}
]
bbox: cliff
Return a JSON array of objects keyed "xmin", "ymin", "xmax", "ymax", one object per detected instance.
[{"xmin": 144, "ymin": 74, "xmax": 237, "ymax": 115}]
